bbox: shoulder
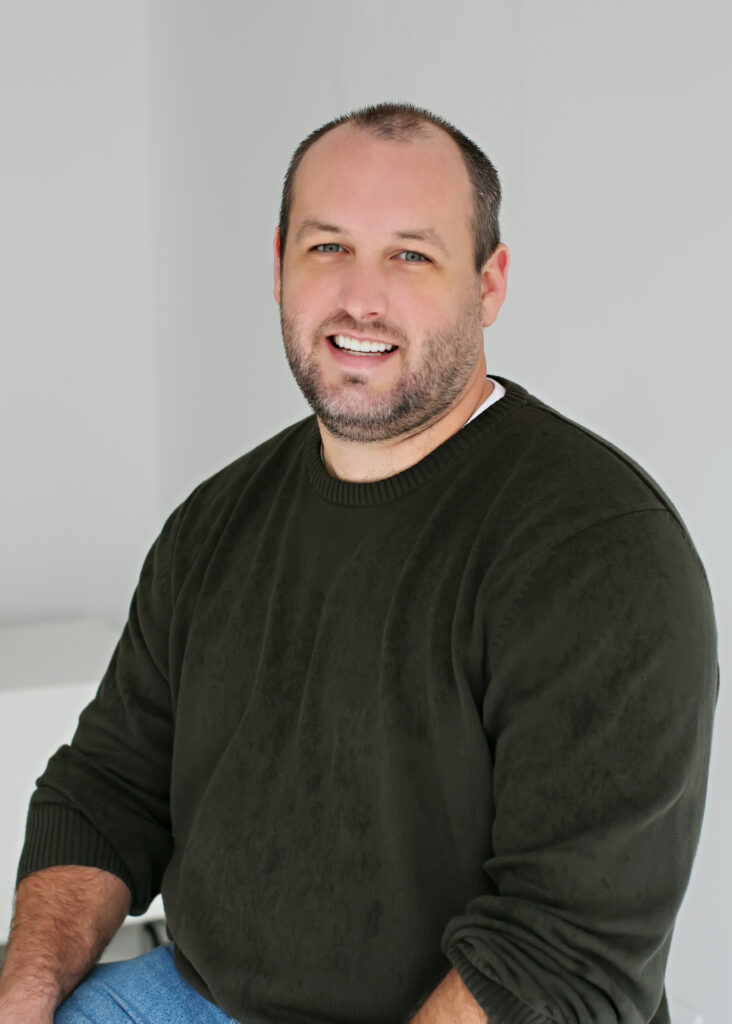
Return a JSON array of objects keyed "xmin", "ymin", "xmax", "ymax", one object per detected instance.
[
  {"xmin": 470, "ymin": 378, "xmax": 711, "ymax": 601},
  {"xmin": 489, "ymin": 377, "xmax": 687, "ymax": 532},
  {"xmin": 154, "ymin": 414, "xmax": 315, "ymax": 566},
  {"xmin": 184, "ymin": 414, "xmax": 314, "ymax": 509}
]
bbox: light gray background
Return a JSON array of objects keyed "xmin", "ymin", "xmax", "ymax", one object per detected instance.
[{"xmin": 1, "ymin": 2, "xmax": 729, "ymax": 1021}]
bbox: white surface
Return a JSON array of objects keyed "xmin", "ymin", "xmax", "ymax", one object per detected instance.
[
  {"xmin": 0, "ymin": 621, "xmax": 163, "ymax": 939},
  {"xmin": 669, "ymin": 995, "xmax": 705, "ymax": 1024},
  {"xmin": 0, "ymin": 620, "xmax": 119, "ymax": 693}
]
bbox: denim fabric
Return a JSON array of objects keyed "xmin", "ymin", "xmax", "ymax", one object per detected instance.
[{"xmin": 54, "ymin": 945, "xmax": 237, "ymax": 1023}]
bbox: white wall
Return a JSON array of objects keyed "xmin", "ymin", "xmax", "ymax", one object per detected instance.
[
  {"xmin": 1, "ymin": 1, "xmax": 729, "ymax": 1019},
  {"xmin": 0, "ymin": 0, "xmax": 159, "ymax": 628}
]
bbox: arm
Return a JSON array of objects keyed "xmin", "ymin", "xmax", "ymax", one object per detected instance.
[
  {"xmin": 0, "ymin": 865, "xmax": 131, "ymax": 1022},
  {"xmin": 16, "ymin": 501, "xmax": 185, "ymax": 921},
  {"xmin": 408, "ymin": 968, "xmax": 487, "ymax": 1024},
  {"xmin": 1, "ymin": 503, "xmax": 188, "ymax": 1024},
  {"xmin": 441, "ymin": 510, "xmax": 718, "ymax": 1022}
]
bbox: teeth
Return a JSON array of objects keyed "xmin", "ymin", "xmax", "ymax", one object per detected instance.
[{"xmin": 332, "ymin": 334, "xmax": 394, "ymax": 354}]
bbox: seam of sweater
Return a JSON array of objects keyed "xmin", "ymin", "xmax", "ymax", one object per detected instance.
[
  {"xmin": 310, "ymin": 405, "xmax": 525, "ymax": 512},
  {"xmin": 303, "ymin": 376, "xmax": 530, "ymax": 507},
  {"xmin": 528, "ymin": 403, "xmax": 686, "ymax": 524}
]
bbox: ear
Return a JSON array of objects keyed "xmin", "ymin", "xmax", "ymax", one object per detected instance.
[
  {"xmin": 480, "ymin": 243, "xmax": 510, "ymax": 328},
  {"xmin": 273, "ymin": 226, "xmax": 282, "ymax": 305}
]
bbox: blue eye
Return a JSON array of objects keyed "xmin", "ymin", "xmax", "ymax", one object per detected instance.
[
  {"xmin": 397, "ymin": 250, "xmax": 428, "ymax": 262},
  {"xmin": 312, "ymin": 244, "xmax": 428, "ymax": 262}
]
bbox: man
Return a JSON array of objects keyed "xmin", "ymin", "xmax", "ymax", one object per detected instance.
[{"xmin": 0, "ymin": 103, "xmax": 718, "ymax": 1024}]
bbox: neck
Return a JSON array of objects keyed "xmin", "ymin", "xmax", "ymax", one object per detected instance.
[{"xmin": 319, "ymin": 360, "xmax": 494, "ymax": 484}]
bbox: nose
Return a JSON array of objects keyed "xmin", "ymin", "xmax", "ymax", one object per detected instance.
[{"xmin": 336, "ymin": 258, "xmax": 388, "ymax": 321}]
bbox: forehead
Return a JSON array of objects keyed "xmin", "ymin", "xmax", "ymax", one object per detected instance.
[{"xmin": 291, "ymin": 122, "xmax": 473, "ymax": 243}]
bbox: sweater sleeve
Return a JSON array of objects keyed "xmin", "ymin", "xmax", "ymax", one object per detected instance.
[
  {"xmin": 16, "ymin": 502, "xmax": 184, "ymax": 915},
  {"xmin": 442, "ymin": 509, "xmax": 719, "ymax": 1024}
]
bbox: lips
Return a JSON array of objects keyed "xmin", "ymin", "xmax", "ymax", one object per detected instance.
[
  {"xmin": 330, "ymin": 332, "xmax": 397, "ymax": 349},
  {"xmin": 325, "ymin": 335, "xmax": 399, "ymax": 364}
]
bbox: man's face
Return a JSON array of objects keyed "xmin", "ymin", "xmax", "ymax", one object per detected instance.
[{"xmin": 274, "ymin": 123, "xmax": 488, "ymax": 443}]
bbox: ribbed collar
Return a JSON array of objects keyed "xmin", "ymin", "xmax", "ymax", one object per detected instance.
[{"xmin": 304, "ymin": 375, "xmax": 530, "ymax": 507}]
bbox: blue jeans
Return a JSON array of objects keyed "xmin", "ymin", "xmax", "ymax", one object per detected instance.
[{"xmin": 54, "ymin": 945, "xmax": 238, "ymax": 1023}]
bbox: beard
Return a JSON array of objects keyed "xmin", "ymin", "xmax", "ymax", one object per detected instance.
[{"xmin": 279, "ymin": 285, "xmax": 485, "ymax": 444}]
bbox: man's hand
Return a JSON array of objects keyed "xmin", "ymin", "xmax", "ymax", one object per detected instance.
[
  {"xmin": 408, "ymin": 967, "xmax": 488, "ymax": 1024},
  {"xmin": 0, "ymin": 865, "xmax": 131, "ymax": 1022}
]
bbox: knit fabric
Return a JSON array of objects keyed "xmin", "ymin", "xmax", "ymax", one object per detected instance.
[{"xmin": 18, "ymin": 375, "xmax": 718, "ymax": 1024}]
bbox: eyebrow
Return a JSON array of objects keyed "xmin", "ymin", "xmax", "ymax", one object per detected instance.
[{"xmin": 294, "ymin": 219, "xmax": 450, "ymax": 257}]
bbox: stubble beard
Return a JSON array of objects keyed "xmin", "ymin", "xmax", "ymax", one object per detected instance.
[{"xmin": 279, "ymin": 285, "xmax": 485, "ymax": 444}]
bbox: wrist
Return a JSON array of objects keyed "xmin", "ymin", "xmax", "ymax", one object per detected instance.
[
  {"xmin": 0, "ymin": 961, "xmax": 64, "ymax": 1013},
  {"xmin": 0, "ymin": 983, "xmax": 59, "ymax": 1017}
]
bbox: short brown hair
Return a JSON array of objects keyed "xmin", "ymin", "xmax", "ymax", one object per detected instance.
[{"xmin": 278, "ymin": 101, "xmax": 502, "ymax": 273}]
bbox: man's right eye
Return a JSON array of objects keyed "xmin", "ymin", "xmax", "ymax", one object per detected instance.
[{"xmin": 313, "ymin": 243, "xmax": 344, "ymax": 253}]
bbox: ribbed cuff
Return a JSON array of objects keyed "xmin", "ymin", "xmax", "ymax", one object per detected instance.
[
  {"xmin": 447, "ymin": 945, "xmax": 553, "ymax": 1024},
  {"xmin": 16, "ymin": 800, "xmax": 135, "ymax": 896}
]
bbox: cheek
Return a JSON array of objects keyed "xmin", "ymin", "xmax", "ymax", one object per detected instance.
[
  {"xmin": 282, "ymin": 271, "xmax": 332, "ymax": 321},
  {"xmin": 399, "ymin": 291, "xmax": 450, "ymax": 335}
]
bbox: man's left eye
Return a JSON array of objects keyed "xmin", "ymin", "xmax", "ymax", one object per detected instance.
[{"xmin": 396, "ymin": 251, "xmax": 429, "ymax": 262}]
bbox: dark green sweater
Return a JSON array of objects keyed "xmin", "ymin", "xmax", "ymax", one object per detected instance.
[{"xmin": 19, "ymin": 375, "xmax": 718, "ymax": 1024}]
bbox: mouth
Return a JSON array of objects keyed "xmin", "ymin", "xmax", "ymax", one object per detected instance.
[{"xmin": 326, "ymin": 333, "xmax": 400, "ymax": 359}]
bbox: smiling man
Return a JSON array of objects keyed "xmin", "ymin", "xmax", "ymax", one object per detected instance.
[
  {"xmin": 274, "ymin": 116, "xmax": 506, "ymax": 482},
  {"xmin": 0, "ymin": 103, "xmax": 718, "ymax": 1024}
]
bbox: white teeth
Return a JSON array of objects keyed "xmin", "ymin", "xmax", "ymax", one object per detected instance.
[{"xmin": 332, "ymin": 334, "xmax": 394, "ymax": 354}]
